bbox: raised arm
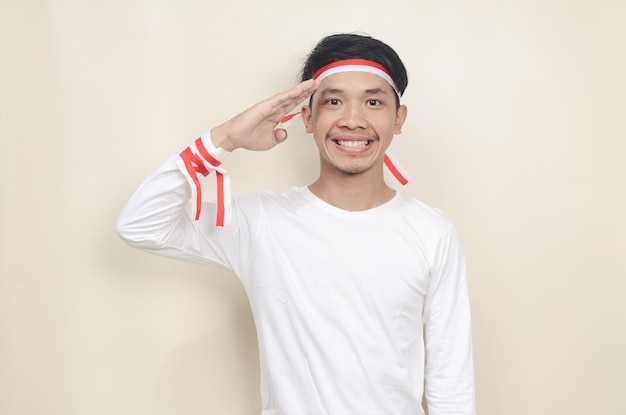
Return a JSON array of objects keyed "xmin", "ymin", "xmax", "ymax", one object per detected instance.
[{"xmin": 116, "ymin": 80, "xmax": 318, "ymax": 266}]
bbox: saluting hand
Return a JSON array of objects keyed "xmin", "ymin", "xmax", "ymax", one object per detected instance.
[{"xmin": 210, "ymin": 79, "xmax": 319, "ymax": 152}]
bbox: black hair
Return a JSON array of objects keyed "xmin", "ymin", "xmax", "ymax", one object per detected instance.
[{"xmin": 300, "ymin": 33, "xmax": 408, "ymax": 106}]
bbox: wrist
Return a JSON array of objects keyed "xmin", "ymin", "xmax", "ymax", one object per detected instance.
[
  {"xmin": 209, "ymin": 124, "xmax": 236, "ymax": 153},
  {"xmin": 200, "ymin": 131, "xmax": 231, "ymax": 163}
]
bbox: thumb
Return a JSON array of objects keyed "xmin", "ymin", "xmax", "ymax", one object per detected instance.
[{"xmin": 273, "ymin": 128, "xmax": 288, "ymax": 144}]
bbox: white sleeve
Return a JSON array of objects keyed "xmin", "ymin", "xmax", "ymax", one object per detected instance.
[
  {"xmin": 115, "ymin": 133, "xmax": 240, "ymax": 270},
  {"xmin": 423, "ymin": 226, "xmax": 476, "ymax": 415}
]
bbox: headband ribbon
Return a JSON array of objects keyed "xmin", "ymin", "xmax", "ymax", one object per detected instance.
[{"xmin": 312, "ymin": 59, "xmax": 401, "ymax": 96}]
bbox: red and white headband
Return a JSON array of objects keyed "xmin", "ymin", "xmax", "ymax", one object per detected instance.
[{"xmin": 311, "ymin": 59, "xmax": 401, "ymax": 96}]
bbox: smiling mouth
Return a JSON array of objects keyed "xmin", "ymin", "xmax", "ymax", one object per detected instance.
[{"xmin": 334, "ymin": 140, "xmax": 372, "ymax": 148}]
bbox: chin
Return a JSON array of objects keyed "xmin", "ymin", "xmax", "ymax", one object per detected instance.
[{"xmin": 334, "ymin": 164, "xmax": 374, "ymax": 176}]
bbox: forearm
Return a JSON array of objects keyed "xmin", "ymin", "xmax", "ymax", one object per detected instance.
[
  {"xmin": 424, "ymin": 300, "xmax": 475, "ymax": 415},
  {"xmin": 116, "ymin": 155, "xmax": 194, "ymax": 250},
  {"xmin": 116, "ymin": 133, "xmax": 232, "ymax": 265}
]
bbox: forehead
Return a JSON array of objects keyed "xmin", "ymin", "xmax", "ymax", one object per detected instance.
[{"xmin": 316, "ymin": 71, "xmax": 395, "ymax": 94}]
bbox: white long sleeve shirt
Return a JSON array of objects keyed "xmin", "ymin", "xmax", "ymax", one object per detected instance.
[{"xmin": 116, "ymin": 135, "xmax": 475, "ymax": 415}]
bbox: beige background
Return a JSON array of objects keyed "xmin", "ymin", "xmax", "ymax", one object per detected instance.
[{"xmin": 2, "ymin": 0, "xmax": 625, "ymax": 414}]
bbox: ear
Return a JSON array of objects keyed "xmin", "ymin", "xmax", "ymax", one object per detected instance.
[
  {"xmin": 301, "ymin": 105, "xmax": 314, "ymax": 133},
  {"xmin": 394, "ymin": 105, "xmax": 408, "ymax": 135}
]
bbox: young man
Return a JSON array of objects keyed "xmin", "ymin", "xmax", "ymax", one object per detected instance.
[{"xmin": 117, "ymin": 33, "xmax": 475, "ymax": 415}]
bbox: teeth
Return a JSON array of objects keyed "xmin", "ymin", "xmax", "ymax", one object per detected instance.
[{"xmin": 336, "ymin": 140, "xmax": 369, "ymax": 148}]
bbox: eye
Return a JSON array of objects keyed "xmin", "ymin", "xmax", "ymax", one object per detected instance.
[
  {"xmin": 367, "ymin": 98, "xmax": 381, "ymax": 106},
  {"xmin": 327, "ymin": 98, "xmax": 340, "ymax": 105}
]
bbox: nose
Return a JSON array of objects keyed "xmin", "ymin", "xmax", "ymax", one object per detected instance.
[{"xmin": 337, "ymin": 103, "xmax": 367, "ymax": 129}]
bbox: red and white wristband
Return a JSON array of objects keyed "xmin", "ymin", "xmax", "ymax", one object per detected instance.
[{"xmin": 175, "ymin": 133, "xmax": 231, "ymax": 226}]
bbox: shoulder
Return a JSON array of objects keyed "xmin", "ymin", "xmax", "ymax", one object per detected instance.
[
  {"xmin": 393, "ymin": 192, "xmax": 456, "ymax": 233},
  {"xmin": 391, "ymin": 193, "xmax": 465, "ymax": 267}
]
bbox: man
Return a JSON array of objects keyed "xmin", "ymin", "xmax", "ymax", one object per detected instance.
[{"xmin": 117, "ymin": 33, "xmax": 475, "ymax": 415}]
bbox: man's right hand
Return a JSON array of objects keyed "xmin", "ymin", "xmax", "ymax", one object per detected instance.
[{"xmin": 210, "ymin": 79, "xmax": 319, "ymax": 152}]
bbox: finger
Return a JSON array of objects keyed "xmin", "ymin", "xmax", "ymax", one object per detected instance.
[
  {"xmin": 288, "ymin": 79, "xmax": 320, "ymax": 104},
  {"xmin": 270, "ymin": 79, "xmax": 320, "ymax": 113},
  {"xmin": 288, "ymin": 79, "xmax": 319, "ymax": 100}
]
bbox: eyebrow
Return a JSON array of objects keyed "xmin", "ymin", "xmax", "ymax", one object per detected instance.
[
  {"xmin": 365, "ymin": 88, "xmax": 389, "ymax": 95},
  {"xmin": 319, "ymin": 88, "xmax": 344, "ymax": 96},
  {"xmin": 319, "ymin": 87, "xmax": 389, "ymax": 96}
]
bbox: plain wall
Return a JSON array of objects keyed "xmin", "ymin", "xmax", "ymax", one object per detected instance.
[{"xmin": 1, "ymin": 0, "xmax": 625, "ymax": 414}]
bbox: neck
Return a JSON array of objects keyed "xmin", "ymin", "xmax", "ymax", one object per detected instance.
[{"xmin": 308, "ymin": 169, "xmax": 395, "ymax": 211}]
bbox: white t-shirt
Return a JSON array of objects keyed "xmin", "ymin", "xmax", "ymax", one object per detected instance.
[{"xmin": 117, "ymin": 141, "xmax": 475, "ymax": 415}]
